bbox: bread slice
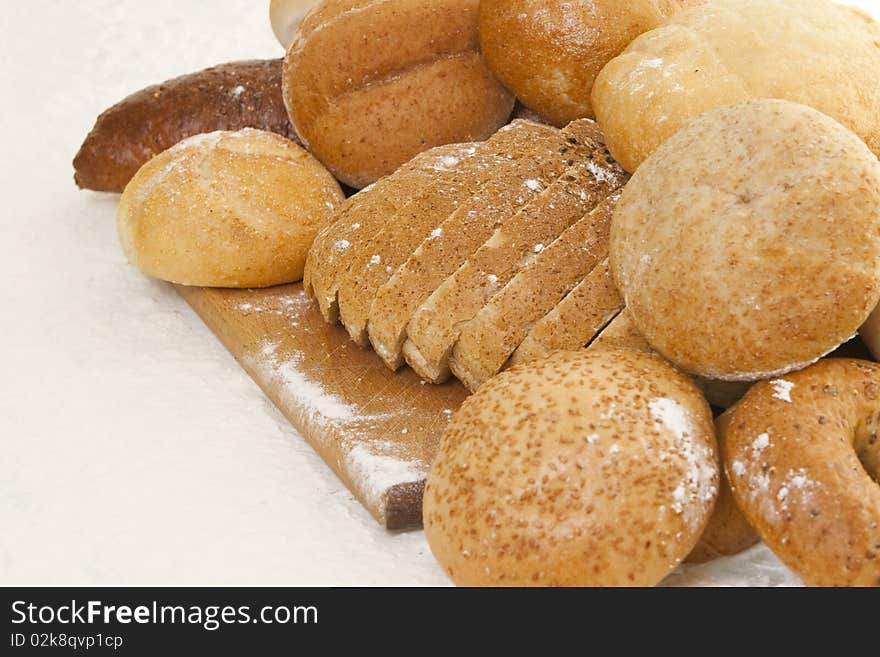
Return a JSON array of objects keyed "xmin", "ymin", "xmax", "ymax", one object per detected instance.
[
  {"xmin": 509, "ymin": 258, "xmax": 624, "ymax": 368},
  {"xmin": 335, "ymin": 120, "xmax": 560, "ymax": 346},
  {"xmin": 305, "ymin": 141, "xmax": 480, "ymax": 322},
  {"xmin": 370, "ymin": 120, "xmax": 612, "ymax": 374},
  {"xmin": 449, "ymin": 195, "xmax": 615, "ymax": 391},
  {"xmin": 399, "ymin": 144, "xmax": 625, "ymax": 381}
]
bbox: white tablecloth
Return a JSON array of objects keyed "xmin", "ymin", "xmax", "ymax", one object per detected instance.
[{"xmin": 1, "ymin": 0, "xmax": 875, "ymax": 585}]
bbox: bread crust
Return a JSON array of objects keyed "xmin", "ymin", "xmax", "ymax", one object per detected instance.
[
  {"xmin": 725, "ymin": 359, "xmax": 880, "ymax": 586},
  {"xmin": 283, "ymin": 0, "xmax": 514, "ymax": 188},
  {"xmin": 74, "ymin": 59, "xmax": 298, "ymax": 193},
  {"xmin": 424, "ymin": 348, "xmax": 719, "ymax": 586}
]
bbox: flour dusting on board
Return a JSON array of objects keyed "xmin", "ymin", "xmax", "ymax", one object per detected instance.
[{"xmin": 344, "ymin": 441, "xmax": 427, "ymax": 509}]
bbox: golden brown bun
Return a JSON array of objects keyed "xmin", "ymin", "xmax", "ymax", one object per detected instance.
[
  {"xmin": 479, "ymin": 0, "xmax": 701, "ymax": 126},
  {"xmin": 686, "ymin": 408, "xmax": 759, "ymax": 563},
  {"xmin": 270, "ymin": 0, "xmax": 320, "ymax": 49},
  {"xmin": 117, "ymin": 129, "xmax": 344, "ymax": 288},
  {"xmin": 74, "ymin": 60, "xmax": 299, "ymax": 193},
  {"xmin": 424, "ymin": 349, "xmax": 719, "ymax": 586},
  {"xmin": 592, "ymin": 0, "xmax": 880, "ymax": 172},
  {"xmin": 725, "ymin": 359, "xmax": 880, "ymax": 586},
  {"xmin": 283, "ymin": 0, "xmax": 514, "ymax": 188},
  {"xmin": 611, "ymin": 100, "xmax": 880, "ymax": 381}
]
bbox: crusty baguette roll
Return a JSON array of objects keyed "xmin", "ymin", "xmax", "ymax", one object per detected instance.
[
  {"xmin": 479, "ymin": 0, "xmax": 702, "ymax": 126},
  {"xmin": 611, "ymin": 100, "xmax": 880, "ymax": 381},
  {"xmin": 118, "ymin": 129, "xmax": 343, "ymax": 288},
  {"xmin": 372, "ymin": 119, "xmax": 608, "ymax": 376},
  {"xmin": 424, "ymin": 349, "xmax": 719, "ymax": 586},
  {"xmin": 74, "ymin": 60, "xmax": 298, "ymax": 193},
  {"xmin": 335, "ymin": 121, "xmax": 561, "ymax": 348},
  {"xmin": 282, "ymin": 0, "xmax": 514, "ymax": 188},
  {"xmin": 592, "ymin": 0, "xmax": 880, "ymax": 172},
  {"xmin": 270, "ymin": 0, "xmax": 320, "ymax": 49},
  {"xmin": 725, "ymin": 359, "xmax": 880, "ymax": 586}
]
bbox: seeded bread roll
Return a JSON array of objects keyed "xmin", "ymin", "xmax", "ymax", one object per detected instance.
[
  {"xmin": 117, "ymin": 129, "xmax": 343, "ymax": 288},
  {"xmin": 592, "ymin": 0, "xmax": 880, "ymax": 172},
  {"xmin": 74, "ymin": 59, "xmax": 298, "ymax": 193},
  {"xmin": 725, "ymin": 359, "xmax": 880, "ymax": 586},
  {"xmin": 283, "ymin": 0, "xmax": 514, "ymax": 188},
  {"xmin": 479, "ymin": 0, "xmax": 702, "ymax": 126},
  {"xmin": 424, "ymin": 348, "xmax": 719, "ymax": 586},
  {"xmin": 611, "ymin": 100, "xmax": 880, "ymax": 381}
]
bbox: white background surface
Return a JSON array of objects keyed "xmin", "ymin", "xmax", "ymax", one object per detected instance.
[{"xmin": 1, "ymin": 0, "xmax": 876, "ymax": 586}]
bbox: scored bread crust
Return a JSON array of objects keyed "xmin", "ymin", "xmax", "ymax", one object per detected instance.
[
  {"xmin": 510, "ymin": 258, "xmax": 624, "ymax": 368},
  {"xmin": 450, "ymin": 195, "xmax": 616, "ymax": 392},
  {"xmin": 335, "ymin": 121, "xmax": 559, "ymax": 346},
  {"xmin": 370, "ymin": 119, "xmax": 610, "ymax": 374},
  {"xmin": 283, "ymin": 0, "xmax": 514, "ymax": 187},
  {"xmin": 304, "ymin": 142, "xmax": 480, "ymax": 322}
]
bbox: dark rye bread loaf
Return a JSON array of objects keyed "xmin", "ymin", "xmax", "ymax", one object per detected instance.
[{"xmin": 74, "ymin": 59, "xmax": 298, "ymax": 192}]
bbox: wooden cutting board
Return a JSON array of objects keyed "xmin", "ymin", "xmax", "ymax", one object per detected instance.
[{"xmin": 176, "ymin": 283, "xmax": 470, "ymax": 530}]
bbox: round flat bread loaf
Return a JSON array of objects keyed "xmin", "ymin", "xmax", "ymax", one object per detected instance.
[
  {"xmin": 610, "ymin": 100, "xmax": 880, "ymax": 381},
  {"xmin": 592, "ymin": 0, "xmax": 880, "ymax": 172}
]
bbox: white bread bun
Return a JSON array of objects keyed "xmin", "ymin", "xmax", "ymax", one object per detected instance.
[
  {"xmin": 270, "ymin": 0, "xmax": 320, "ymax": 50},
  {"xmin": 118, "ymin": 129, "xmax": 344, "ymax": 288}
]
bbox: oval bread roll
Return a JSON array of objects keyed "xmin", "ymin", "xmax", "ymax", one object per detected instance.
[
  {"xmin": 611, "ymin": 100, "xmax": 880, "ymax": 381},
  {"xmin": 424, "ymin": 349, "xmax": 719, "ymax": 586},
  {"xmin": 592, "ymin": 0, "xmax": 880, "ymax": 172},
  {"xmin": 118, "ymin": 129, "xmax": 344, "ymax": 288},
  {"xmin": 283, "ymin": 0, "xmax": 514, "ymax": 188},
  {"xmin": 479, "ymin": 0, "xmax": 702, "ymax": 126}
]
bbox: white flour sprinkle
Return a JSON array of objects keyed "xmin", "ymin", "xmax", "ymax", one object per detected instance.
[
  {"xmin": 585, "ymin": 160, "xmax": 622, "ymax": 185},
  {"xmin": 649, "ymin": 397, "xmax": 717, "ymax": 526},
  {"xmin": 334, "ymin": 239, "xmax": 350, "ymax": 251},
  {"xmin": 731, "ymin": 460, "xmax": 746, "ymax": 477},
  {"xmin": 752, "ymin": 433, "xmax": 770, "ymax": 457},
  {"xmin": 533, "ymin": 244, "xmax": 545, "ymax": 253},
  {"xmin": 642, "ymin": 57, "xmax": 664, "ymax": 68},
  {"xmin": 370, "ymin": 255, "xmax": 381, "ymax": 265},
  {"xmin": 770, "ymin": 379, "xmax": 794, "ymax": 403},
  {"xmin": 430, "ymin": 228, "xmax": 443, "ymax": 238},
  {"xmin": 524, "ymin": 179, "xmax": 542, "ymax": 192},
  {"xmin": 586, "ymin": 434, "xmax": 600, "ymax": 444},
  {"xmin": 486, "ymin": 273, "xmax": 499, "ymax": 285},
  {"xmin": 230, "ymin": 85, "xmax": 245, "ymax": 96},
  {"xmin": 344, "ymin": 441, "xmax": 426, "ymax": 509}
]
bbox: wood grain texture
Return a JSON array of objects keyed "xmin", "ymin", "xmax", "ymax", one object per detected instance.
[{"xmin": 176, "ymin": 283, "xmax": 469, "ymax": 530}]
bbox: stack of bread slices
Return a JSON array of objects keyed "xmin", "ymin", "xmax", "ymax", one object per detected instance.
[{"xmin": 304, "ymin": 118, "xmax": 630, "ymax": 391}]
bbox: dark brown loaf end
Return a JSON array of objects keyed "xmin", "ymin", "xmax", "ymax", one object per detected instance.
[{"xmin": 73, "ymin": 59, "xmax": 300, "ymax": 193}]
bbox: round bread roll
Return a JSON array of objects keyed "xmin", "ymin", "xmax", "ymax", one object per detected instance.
[
  {"xmin": 270, "ymin": 0, "xmax": 321, "ymax": 50},
  {"xmin": 724, "ymin": 359, "xmax": 880, "ymax": 586},
  {"xmin": 611, "ymin": 100, "xmax": 880, "ymax": 381},
  {"xmin": 592, "ymin": 0, "xmax": 880, "ymax": 172},
  {"xmin": 478, "ymin": 0, "xmax": 702, "ymax": 127},
  {"xmin": 117, "ymin": 129, "xmax": 344, "ymax": 288},
  {"xmin": 283, "ymin": 0, "xmax": 515, "ymax": 188},
  {"xmin": 423, "ymin": 349, "xmax": 719, "ymax": 587},
  {"xmin": 686, "ymin": 408, "xmax": 758, "ymax": 563}
]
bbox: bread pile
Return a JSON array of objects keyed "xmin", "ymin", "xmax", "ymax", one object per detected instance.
[{"xmin": 74, "ymin": 0, "xmax": 880, "ymax": 587}]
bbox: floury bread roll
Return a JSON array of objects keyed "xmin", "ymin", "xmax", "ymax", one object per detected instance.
[
  {"xmin": 478, "ymin": 0, "xmax": 702, "ymax": 126},
  {"xmin": 118, "ymin": 129, "xmax": 344, "ymax": 288},
  {"xmin": 283, "ymin": 0, "xmax": 514, "ymax": 188},
  {"xmin": 611, "ymin": 100, "xmax": 880, "ymax": 381},
  {"xmin": 592, "ymin": 0, "xmax": 880, "ymax": 172},
  {"xmin": 270, "ymin": 0, "xmax": 321, "ymax": 49},
  {"xmin": 424, "ymin": 349, "xmax": 719, "ymax": 586}
]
